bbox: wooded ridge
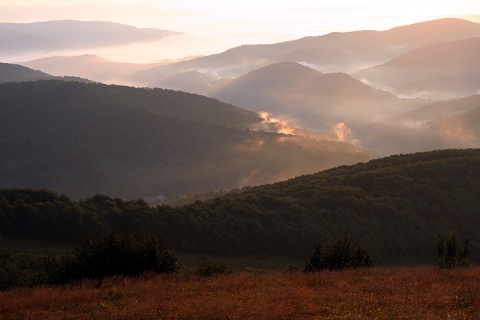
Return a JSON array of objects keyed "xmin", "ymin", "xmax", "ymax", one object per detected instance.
[{"xmin": 1, "ymin": 149, "xmax": 479, "ymax": 265}]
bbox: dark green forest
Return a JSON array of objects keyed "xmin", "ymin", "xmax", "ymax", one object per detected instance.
[
  {"xmin": 0, "ymin": 80, "xmax": 370, "ymax": 200},
  {"xmin": 1, "ymin": 149, "xmax": 479, "ymax": 265}
]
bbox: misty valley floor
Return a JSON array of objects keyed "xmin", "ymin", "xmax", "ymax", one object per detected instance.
[{"xmin": 1, "ymin": 266, "xmax": 480, "ymax": 319}]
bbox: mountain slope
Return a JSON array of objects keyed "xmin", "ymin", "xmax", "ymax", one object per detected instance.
[
  {"xmin": 162, "ymin": 149, "xmax": 480, "ymax": 263},
  {"xmin": 0, "ymin": 81, "xmax": 372, "ymax": 199},
  {"xmin": 211, "ymin": 62, "xmax": 409, "ymax": 132},
  {"xmin": 354, "ymin": 37, "xmax": 480, "ymax": 98},
  {"xmin": 188, "ymin": 149, "xmax": 480, "ymax": 263}
]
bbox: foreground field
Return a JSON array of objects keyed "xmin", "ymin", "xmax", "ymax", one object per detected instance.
[{"xmin": 1, "ymin": 266, "xmax": 479, "ymax": 319}]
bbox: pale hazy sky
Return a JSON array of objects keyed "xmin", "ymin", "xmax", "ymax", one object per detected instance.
[{"xmin": 1, "ymin": 0, "xmax": 479, "ymax": 62}]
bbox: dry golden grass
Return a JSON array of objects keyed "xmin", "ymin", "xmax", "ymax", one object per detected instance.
[{"xmin": 1, "ymin": 266, "xmax": 480, "ymax": 319}]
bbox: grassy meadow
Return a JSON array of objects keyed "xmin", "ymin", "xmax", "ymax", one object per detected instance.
[{"xmin": 1, "ymin": 266, "xmax": 480, "ymax": 319}]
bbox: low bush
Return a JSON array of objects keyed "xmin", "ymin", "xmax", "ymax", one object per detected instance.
[
  {"xmin": 304, "ymin": 236, "xmax": 374, "ymax": 272},
  {"xmin": 194, "ymin": 261, "xmax": 231, "ymax": 276},
  {"xmin": 0, "ymin": 232, "xmax": 179, "ymax": 289},
  {"xmin": 58, "ymin": 231, "xmax": 179, "ymax": 283}
]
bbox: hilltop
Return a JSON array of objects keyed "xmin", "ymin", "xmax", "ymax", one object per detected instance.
[{"xmin": 211, "ymin": 62, "xmax": 408, "ymax": 131}]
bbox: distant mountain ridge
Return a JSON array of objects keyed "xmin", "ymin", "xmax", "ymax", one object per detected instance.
[
  {"xmin": 354, "ymin": 37, "xmax": 480, "ymax": 98},
  {"xmin": 16, "ymin": 18, "xmax": 480, "ymax": 99},
  {"xmin": 129, "ymin": 18, "xmax": 480, "ymax": 90},
  {"xmin": 0, "ymin": 20, "xmax": 182, "ymax": 54},
  {"xmin": 21, "ymin": 55, "xmax": 165, "ymax": 86}
]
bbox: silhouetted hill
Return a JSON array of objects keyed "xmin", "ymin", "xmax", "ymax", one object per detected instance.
[
  {"xmin": 0, "ymin": 20, "xmax": 182, "ymax": 54},
  {"xmin": 130, "ymin": 18, "xmax": 480, "ymax": 91},
  {"xmin": 354, "ymin": 37, "xmax": 480, "ymax": 98},
  {"xmin": 0, "ymin": 62, "xmax": 53, "ymax": 82},
  {"xmin": 0, "ymin": 81, "xmax": 372, "ymax": 199},
  {"xmin": 356, "ymin": 95, "xmax": 480, "ymax": 154},
  {"xmin": 0, "ymin": 62, "xmax": 91, "ymax": 83},
  {"xmin": 3, "ymin": 149, "xmax": 479, "ymax": 265},
  {"xmin": 211, "ymin": 62, "xmax": 410, "ymax": 132}
]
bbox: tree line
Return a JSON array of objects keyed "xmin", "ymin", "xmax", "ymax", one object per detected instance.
[{"xmin": 1, "ymin": 149, "xmax": 479, "ymax": 265}]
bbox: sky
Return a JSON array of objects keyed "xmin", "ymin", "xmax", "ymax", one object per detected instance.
[{"xmin": 1, "ymin": 0, "xmax": 480, "ymax": 63}]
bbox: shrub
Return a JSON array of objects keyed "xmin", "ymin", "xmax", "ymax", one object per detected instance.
[
  {"xmin": 436, "ymin": 232, "xmax": 472, "ymax": 269},
  {"xmin": 194, "ymin": 261, "xmax": 231, "ymax": 276},
  {"xmin": 0, "ymin": 253, "xmax": 61, "ymax": 290},
  {"xmin": 58, "ymin": 231, "xmax": 179, "ymax": 283},
  {"xmin": 304, "ymin": 236, "xmax": 374, "ymax": 272}
]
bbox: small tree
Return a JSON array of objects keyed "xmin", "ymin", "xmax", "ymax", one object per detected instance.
[
  {"xmin": 304, "ymin": 236, "xmax": 374, "ymax": 272},
  {"xmin": 436, "ymin": 232, "xmax": 472, "ymax": 269}
]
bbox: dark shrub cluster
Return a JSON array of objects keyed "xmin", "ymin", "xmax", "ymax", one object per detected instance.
[
  {"xmin": 304, "ymin": 236, "xmax": 374, "ymax": 272},
  {"xmin": 194, "ymin": 261, "xmax": 231, "ymax": 277},
  {"xmin": 0, "ymin": 231, "xmax": 178, "ymax": 290},
  {"xmin": 436, "ymin": 232, "xmax": 472, "ymax": 269}
]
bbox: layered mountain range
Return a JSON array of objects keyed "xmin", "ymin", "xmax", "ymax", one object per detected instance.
[
  {"xmin": 2, "ymin": 17, "xmax": 480, "ymax": 198},
  {"xmin": 19, "ymin": 18, "xmax": 480, "ymax": 96}
]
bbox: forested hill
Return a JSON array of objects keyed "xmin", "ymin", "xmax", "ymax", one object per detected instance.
[
  {"xmin": 0, "ymin": 62, "xmax": 53, "ymax": 82},
  {"xmin": 1, "ymin": 149, "xmax": 480, "ymax": 265},
  {"xmin": 0, "ymin": 62, "xmax": 91, "ymax": 84},
  {"xmin": 0, "ymin": 80, "xmax": 370, "ymax": 199},
  {"xmin": 0, "ymin": 80, "xmax": 259, "ymax": 128}
]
